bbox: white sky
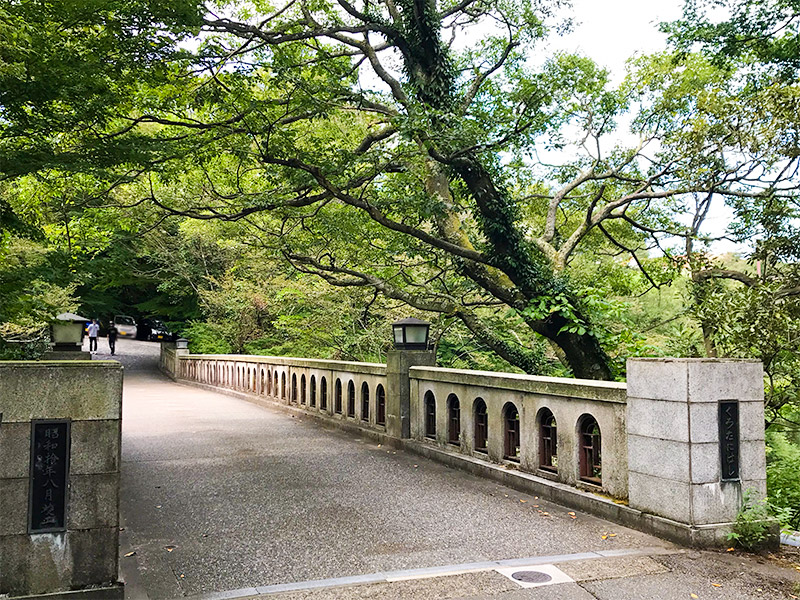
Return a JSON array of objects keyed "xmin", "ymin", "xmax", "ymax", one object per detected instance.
[{"xmin": 549, "ymin": 0, "xmax": 684, "ymax": 81}]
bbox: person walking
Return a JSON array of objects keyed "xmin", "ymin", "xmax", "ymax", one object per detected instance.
[
  {"xmin": 107, "ymin": 323, "xmax": 118, "ymax": 356},
  {"xmin": 87, "ymin": 319, "xmax": 100, "ymax": 354}
]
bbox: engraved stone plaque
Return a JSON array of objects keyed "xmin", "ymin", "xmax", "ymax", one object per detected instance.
[
  {"xmin": 29, "ymin": 419, "xmax": 71, "ymax": 533},
  {"xmin": 719, "ymin": 401, "xmax": 740, "ymax": 481}
]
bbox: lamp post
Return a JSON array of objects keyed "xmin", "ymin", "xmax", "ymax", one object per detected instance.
[
  {"xmin": 391, "ymin": 317, "xmax": 430, "ymax": 350},
  {"xmin": 386, "ymin": 317, "xmax": 436, "ymax": 439}
]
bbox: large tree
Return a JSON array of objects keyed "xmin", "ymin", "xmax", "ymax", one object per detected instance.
[{"xmin": 2, "ymin": 0, "xmax": 795, "ymax": 379}]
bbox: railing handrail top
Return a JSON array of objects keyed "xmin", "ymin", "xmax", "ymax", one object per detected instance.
[
  {"xmin": 409, "ymin": 366, "xmax": 627, "ymax": 402},
  {"xmin": 180, "ymin": 353, "xmax": 386, "ymax": 369}
]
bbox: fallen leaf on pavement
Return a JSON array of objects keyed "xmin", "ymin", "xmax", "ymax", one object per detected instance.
[
  {"xmin": 124, "ymin": 551, "xmax": 136, "ymax": 557},
  {"xmin": 601, "ymin": 535, "xmax": 608, "ymax": 540},
  {"xmin": 568, "ymin": 512, "xmax": 576, "ymax": 516},
  {"xmin": 690, "ymin": 594, "xmax": 698, "ymax": 599},
  {"xmin": 165, "ymin": 546, "xmax": 176, "ymax": 552},
  {"xmin": 711, "ymin": 583, "xmax": 722, "ymax": 587},
  {"xmin": 726, "ymin": 547, "xmax": 735, "ymax": 552},
  {"xmin": 520, "ymin": 499, "xmax": 527, "ymax": 503}
]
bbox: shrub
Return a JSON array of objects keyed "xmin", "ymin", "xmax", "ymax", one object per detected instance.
[
  {"xmin": 728, "ymin": 489, "xmax": 784, "ymax": 551},
  {"xmin": 182, "ymin": 322, "xmax": 233, "ymax": 355},
  {"xmin": 766, "ymin": 430, "xmax": 800, "ymax": 530}
]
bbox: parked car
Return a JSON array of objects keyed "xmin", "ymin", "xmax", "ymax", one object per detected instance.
[
  {"xmin": 113, "ymin": 315, "xmax": 137, "ymax": 338},
  {"xmin": 137, "ymin": 318, "xmax": 173, "ymax": 342}
]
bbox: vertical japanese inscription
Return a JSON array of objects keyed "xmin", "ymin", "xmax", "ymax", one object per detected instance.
[
  {"xmin": 718, "ymin": 401, "xmax": 740, "ymax": 481},
  {"xmin": 29, "ymin": 420, "xmax": 71, "ymax": 533}
]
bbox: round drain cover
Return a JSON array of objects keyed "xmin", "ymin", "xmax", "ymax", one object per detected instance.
[{"xmin": 511, "ymin": 570, "xmax": 553, "ymax": 584}]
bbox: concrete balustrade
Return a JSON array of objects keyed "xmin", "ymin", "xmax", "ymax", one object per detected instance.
[
  {"xmin": 161, "ymin": 344, "xmax": 771, "ymax": 547},
  {"xmin": 410, "ymin": 366, "xmax": 628, "ymax": 499}
]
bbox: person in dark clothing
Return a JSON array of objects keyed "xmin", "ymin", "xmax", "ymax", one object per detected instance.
[{"xmin": 107, "ymin": 324, "xmax": 118, "ymax": 356}]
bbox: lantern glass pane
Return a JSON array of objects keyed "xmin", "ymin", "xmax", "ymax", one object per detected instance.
[
  {"xmin": 393, "ymin": 327, "xmax": 404, "ymax": 344},
  {"xmin": 405, "ymin": 325, "xmax": 427, "ymax": 344}
]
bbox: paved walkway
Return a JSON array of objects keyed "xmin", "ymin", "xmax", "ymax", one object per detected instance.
[{"xmin": 108, "ymin": 340, "xmax": 800, "ymax": 599}]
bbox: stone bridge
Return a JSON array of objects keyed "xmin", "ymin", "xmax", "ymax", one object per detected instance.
[{"xmin": 3, "ymin": 339, "xmax": 798, "ymax": 599}]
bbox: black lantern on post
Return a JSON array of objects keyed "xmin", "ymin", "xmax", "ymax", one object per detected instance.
[{"xmin": 392, "ymin": 318, "xmax": 430, "ymax": 350}]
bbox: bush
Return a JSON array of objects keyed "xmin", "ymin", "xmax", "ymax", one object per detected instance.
[
  {"xmin": 728, "ymin": 489, "xmax": 784, "ymax": 551},
  {"xmin": 182, "ymin": 322, "xmax": 233, "ymax": 355},
  {"xmin": 0, "ymin": 338, "xmax": 49, "ymax": 360},
  {"xmin": 766, "ymin": 430, "xmax": 800, "ymax": 530}
]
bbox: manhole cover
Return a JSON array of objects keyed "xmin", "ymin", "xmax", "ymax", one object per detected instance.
[{"xmin": 511, "ymin": 570, "xmax": 553, "ymax": 583}]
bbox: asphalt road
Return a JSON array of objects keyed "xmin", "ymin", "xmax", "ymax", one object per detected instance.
[{"xmin": 109, "ymin": 341, "xmax": 800, "ymax": 600}]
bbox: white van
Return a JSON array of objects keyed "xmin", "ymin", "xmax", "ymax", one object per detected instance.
[{"xmin": 113, "ymin": 315, "xmax": 137, "ymax": 338}]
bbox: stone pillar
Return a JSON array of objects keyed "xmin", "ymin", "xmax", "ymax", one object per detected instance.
[
  {"xmin": 0, "ymin": 361, "xmax": 123, "ymax": 597},
  {"xmin": 626, "ymin": 358, "xmax": 767, "ymax": 546},
  {"xmin": 386, "ymin": 349, "xmax": 436, "ymax": 438}
]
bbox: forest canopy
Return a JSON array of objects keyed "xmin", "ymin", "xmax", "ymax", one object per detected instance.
[{"xmin": 0, "ymin": 0, "xmax": 798, "ymax": 394}]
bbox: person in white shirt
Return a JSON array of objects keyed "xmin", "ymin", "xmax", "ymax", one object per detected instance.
[{"xmin": 87, "ymin": 320, "xmax": 100, "ymax": 353}]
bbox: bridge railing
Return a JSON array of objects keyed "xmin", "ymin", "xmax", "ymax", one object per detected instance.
[
  {"xmin": 410, "ymin": 366, "xmax": 628, "ymax": 498},
  {"xmin": 176, "ymin": 353, "xmax": 389, "ymax": 432},
  {"xmin": 164, "ymin": 349, "xmax": 627, "ymax": 496},
  {"xmin": 161, "ymin": 346, "xmax": 768, "ymax": 547}
]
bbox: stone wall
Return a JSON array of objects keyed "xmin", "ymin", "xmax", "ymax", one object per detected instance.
[{"xmin": 0, "ymin": 361, "xmax": 123, "ymax": 597}]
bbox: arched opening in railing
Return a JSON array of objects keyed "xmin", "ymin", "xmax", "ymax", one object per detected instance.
[
  {"xmin": 376, "ymin": 384, "xmax": 386, "ymax": 426},
  {"xmin": 300, "ymin": 374, "xmax": 307, "ymax": 405},
  {"xmin": 474, "ymin": 398, "xmax": 488, "ymax": 453},
  {"xmin": 335, "ymin": 379, "xmax": 342, "ymax": 413},
  {"xmin": 321, "ymin": 376, "xmax": 328, "ymax": 410},
  {"xmin": 503, "ymin": 402, "xmax": 520, "ymax": 462},
  {"xmin": 310, "ymin": 375, "xmax": 316, "ymax": 407},
  {"xmin": 291, "ymin": 374, "xmax": 297, "ymax": 403},
  {"xmin": 424, "ymin": 391, "xmax": 436, "ymax": 439},
  {"xmin": 347, "ymin": 380, "xmax": 355, "ymax": 417},
  {"xmin": 281, "ymin": 372, "xmax": 286, "ymax": 399},
  {"xmin": 447, "ymin": 394, "xmax": 460, "ymax": 446},
  {"xmin": 361, "ymin": 382, "xmax": 369, "ymax": 422},
  {"xmin": 578, "ymin": 414, "xmax": 602, "ymax": 485},
  {"xmin": 538, "ymin": 408, "xmax": 557, "ymax": 472}
]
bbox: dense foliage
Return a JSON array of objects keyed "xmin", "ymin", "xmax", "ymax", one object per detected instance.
[{"xmin": 0, "ymin": 0, "xmax": 798, "ymax": 527}]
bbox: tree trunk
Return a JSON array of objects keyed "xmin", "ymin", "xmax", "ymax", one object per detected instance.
[{"xmin": 537, "ymin": 314, "xmax": 615, "ymax": 380}]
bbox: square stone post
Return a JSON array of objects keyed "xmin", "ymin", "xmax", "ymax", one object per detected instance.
[
  {"xmin": 386, "ymin": 349, "xmax": 436, "ymax": 438},
  {"xmin": 626, "ymin": 358, "xmax": 768, "ymax": 546},
  {"xmin": 0, "ymin": 361, "xmax": 123, "ymax": 597}
]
